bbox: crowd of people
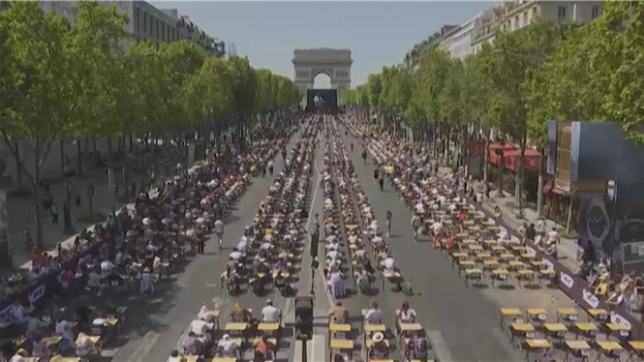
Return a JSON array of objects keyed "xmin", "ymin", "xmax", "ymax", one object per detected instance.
[
  {"xmin": 169, "ymin": 116, "xmax": 320, "ymax": 361},
  {"xmin": 0, "ymin": 123, "xmax": 297, "ymax": 362}
]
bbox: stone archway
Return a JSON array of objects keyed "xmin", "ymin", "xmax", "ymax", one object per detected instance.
[{"xmin": 292, "ymin": 48, "xmax": 352, "ymax": 102}]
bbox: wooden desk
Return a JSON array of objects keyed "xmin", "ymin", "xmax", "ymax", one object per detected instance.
[
  {"xmin": 364, "ymin": 324, "xmax": 386, "ymax": 332},
  {"xmin": 257, "ymin": 323, "xmax": 280, "ymax": 331},
  {"xmin": 399, "ymin": 323, "xmax": 422, "ymax": 332},
  {"xmin": 500, "ymin": 308, "xmax": 522, "ymax": 325},
  {"xmin": 544, "ymin": 323, "xmax": 568, "ymax": 333},
  {"xmin": 224, "ymin": 322, "xmax": 248, "ymax": 331},
  {"xmin": 211, "ymin": 358, "xmax": 237, "ymax": 362},
  {"xmin": 329, "ymin": 323, "xmax": 351, "ymax": 332},
  {"xmin": 366, "ymin": 339, "xmax": 390, "ymax": 349},
  {"xmin": 330, "ymin": 338, "xmax": 354, "ymax": 350},
  {"xmin": 596, "ymin": 340, "xmax": 623, "ymax": 351},
  {"xmin": 511, "ymin": 323, "xmax": 535, "ymax": 333}
]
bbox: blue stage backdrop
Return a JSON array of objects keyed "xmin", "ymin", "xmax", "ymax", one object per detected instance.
[{"xmin": 306, "ymin": 89, "xmax": 338, "ymax": 111}]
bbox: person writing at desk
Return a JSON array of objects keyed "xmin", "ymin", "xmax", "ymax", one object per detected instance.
[
  {"xmin": 331, "ymin": 301, "xmax": 349, "ymax": 323},
  {"xmin": 253, "ymin": 335, "xmax": 273, "ymax": 362},
  {"xmin": 406, "ymin": 331, "xmax": 429, "ymax": 360},
  {"xmin": 217, "ymin": 334, "xmax": 238, "ymax": 358},
  {"xmin": 167, "ymin": 349, "xmax": 186, "ymax": 362},
  {"xmin": 231, "ymin": 303, "xmax": 249, "ymax": 322},
  {"xmin": 364, "ymin": 300, "xmax": 382, "ymax": 325},
  {"xmin": 398, "ymin": 301, "xmax": 417, "ymax": 323},
  {"xmin": 369, "ymin": 332, "xmax": 389, "ymax": 359},
  {"xmin": 261, "ymin": 299, "xmax": 281, "ymax": 323}
]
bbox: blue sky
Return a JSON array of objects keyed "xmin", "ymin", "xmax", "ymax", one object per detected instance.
[{"xmin": 150, "ymin": 1, "xmax": 494, "ymax": 87}]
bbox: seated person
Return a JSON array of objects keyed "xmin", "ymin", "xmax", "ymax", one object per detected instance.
[
  {"xmin": 181, "ymin": 331, "xmax": 203, "ymax": 355},
  {"xmin": 398, "ymin": 301, "xmax": 417, "ymax": 323},
  {"xmin": 331, "ymin": 301, "xmax": 349, "ymax": 323},
  {"xmin": 75, "ymin": 333, "xmax": 98, "ymax": 359},
  {"xmin": 381, "ymin": 255, "xmax": 396, "ymax": 274},
  {"xmin": 189, "ymin": 316, "xmax": 213, "ymax": 340},
  {"xmin": 364, "ymin": 300, "xmax": 382, "ymax": 324},
  {"xmin": 167, "ymin": 349, "xmax": 187, "ymax": 362},
  {"xmin": 261, "ymin": 299, "xmax": 281, "ymax": 323},
  {"xmin": 217, "ymin": 334, "xmax": 238, "ymax": 358},
  {"xmin": 369, "ymin": 332, "xmax": 389, "ymax": 359},
  {"xmin": 254, "ymin": 335, "xmax": 274, "ymax": 361},
  {"xmin": 274, "ymin": 271, "xmax": 290, "ymax": 292}
]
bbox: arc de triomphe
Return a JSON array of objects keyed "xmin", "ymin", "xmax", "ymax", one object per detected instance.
[{"xmin": 292, "ymin": 48, "xmax": 352, "ymax": 100}]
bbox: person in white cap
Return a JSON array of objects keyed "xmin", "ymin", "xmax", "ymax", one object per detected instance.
[
  {"xmin": 261, "ymin": 299, "xmax": 281, "ymax": 323},
  {"xmin": 217, "ymin": 334, "xmax": 238, "ymax": 358}
]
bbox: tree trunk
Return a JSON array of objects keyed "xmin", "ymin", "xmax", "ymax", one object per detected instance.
[
  {"xmin": 515, "ymin": 137, "xmax": 527, "ymax": 209},
  {"xmin": 536, "ymin": 148, "xmax": 545, "ymax": 217},
  {"xmin": 32, "ymin": 144, "xmax": 43, "ymax": 248},
  {"xmin": 92, "ymin": 138, "xmax": 97, "ymax": 153},
  {"xmin": 76, "ymin": 141, "xmax": 82, "ymax": 177},
  {"xmin": 483, "ymin": 136, "xmax": 489, "ymax": 187},
  {"xmin": 106, "ymin": 138, "xmax": 115, "ymax": 212},
  {"xmin": 129, "ymin": 133, "xmax": 134, "ymax": 151},
  {"xmin": 565, "ymin": 199, "xmax": 574, "ymax": 234},
  {"xmin": 13, "ymin": 142, "xmax": 24, "ymax": 189}
]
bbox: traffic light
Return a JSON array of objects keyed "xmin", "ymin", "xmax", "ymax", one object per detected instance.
[{"xmin": 295, "ymin": 296, "xmax": 313, "ymax": 340}]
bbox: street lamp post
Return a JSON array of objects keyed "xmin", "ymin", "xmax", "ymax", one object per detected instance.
[{"xmin": 606, "ymin": 180, "xmax": 618, "ymax": 274}]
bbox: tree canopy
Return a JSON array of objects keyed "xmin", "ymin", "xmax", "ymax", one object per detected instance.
[{"xmin": 343, "ymin": 5, "xmax": 644, "ymax": 146}]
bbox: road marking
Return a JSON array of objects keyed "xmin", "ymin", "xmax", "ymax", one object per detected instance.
[
  {"xmin": 126, "ymin": 331, "xmax": 161, "ymax": 362},
  {"xmin": 426, "ymin": 329, "xmax": 454, "ymax": 362},
  {"xmin": 318, "ymin": 267, "xmax": 335, "ymax": 307}
]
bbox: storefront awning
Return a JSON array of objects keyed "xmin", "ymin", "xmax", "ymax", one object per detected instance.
[
  {"xmin": 503, "ymin": 148, "xmax": 540, "ymax": 172},
  {"xmin": 488, "ymin": 143, "xmax": 517, "ymax": 166},
  {"xmin": 543, "ymin": 179, "xmax": 568, "ymax": 195}
]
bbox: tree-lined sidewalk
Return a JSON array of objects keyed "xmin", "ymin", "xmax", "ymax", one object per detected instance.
[{"xmin": 0, "ymin": 1, "xmax": 302, "ymax": 250}]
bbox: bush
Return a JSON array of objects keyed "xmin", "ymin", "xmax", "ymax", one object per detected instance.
[{"xmin": 77, "ymin": 212, "xmax": 106, "ymax": 224}]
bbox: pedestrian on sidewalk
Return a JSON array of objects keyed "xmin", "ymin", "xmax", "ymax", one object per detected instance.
[
  {"xmin": 197, "ymin": 237, "xmax": 205, "ymax": 254},
  {"xmin": 378, "ymin": 176, "xmax": 384, "ymax": 191},
  {"xmin": 386, "ymin": 210, "xmax": 392, "ymax": 238},
  {"xmin": 547, "ymin": 226, "xmax": 560, "ymax": 244},
  {"xmin": 214, "ymin": 218, "xmax": 224, "ymax": 250},
  {"xmin": 51, "ymin": 203, "xmax": 59, "ymax": 224}
]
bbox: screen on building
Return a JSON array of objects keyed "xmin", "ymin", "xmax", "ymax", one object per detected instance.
[{"xmin": 306, "ymin": 89, "xmax": 338, "ymax": 111}]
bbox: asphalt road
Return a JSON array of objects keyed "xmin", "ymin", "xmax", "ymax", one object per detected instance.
[
  {"xmin": 326, "ymin": 121, "xmax": 525, "ymax": 362},
  {"xmin": 109, "ymin": 127, "xmax": 308, "ymax": 362}
]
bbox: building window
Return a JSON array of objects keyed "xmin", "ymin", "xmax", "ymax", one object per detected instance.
[
  {"xmin": 515, "ymin": 15, "xmax": 519, "ymax": 28},
  {"xmin": 502, "ymin": 23, "xmax": 506, "ymax": 31},
  {"xmin": 592, "ymin": 5, "xmax": 600, "ymax": 19},
  {"xmin": 523, "ymin": 11, "xmax": 528, "ymax": 25},
  {"xmin": 558, "ymin": 6, "xmax": 566, "ymax": 20},
  {"xmin": 143, "ymin": 12, "xmax": 147, "ymax": 34}
]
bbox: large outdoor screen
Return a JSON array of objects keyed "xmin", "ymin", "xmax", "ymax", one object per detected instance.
[{"xmin": 306, "ymin": 89, "xmax": 338, "ymax": 111}]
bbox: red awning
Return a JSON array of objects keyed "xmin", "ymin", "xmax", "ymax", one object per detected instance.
[
  {"xmin": 503, "ymin": 148, "xmax": 540, "ymax": 172},
  {"xmin": 488, "ymin": 143, "xmax": 517, "ymax": 166},
  {"xmin": 543, "ymin": 179, "xmax": 567, "ymax": 195}
]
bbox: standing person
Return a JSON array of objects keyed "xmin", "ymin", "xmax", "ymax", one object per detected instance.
[
  {"xmin": 362, "ymin": 149, "xmax": 368, "ymax": 165},
  {"xmin": 373, "ymin": 167, "xmax": 379, "ymax": 182},
  {"xmin": 378, "ymin": 176, "xmax": 384, "ymax": 191},
  {"xmin": 197, "ymin": 236, "xmax": 205, "ymax": 254},
  {"xmin": 268, "ymin": 160, "xmax": 274, "ymax": 176},
  {"xmin": 214, "ymin": 218, "xmax": 225, "ymax": 250},
  {"xmin": 50, "ymin": 203, "xmax": 59, "ymax": 224},
  {"xmin": 386, "ymin": 211, "xmax": 392, "ymax": 238}
]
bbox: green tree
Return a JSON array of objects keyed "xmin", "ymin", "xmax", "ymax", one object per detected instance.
[
  {"xmin": 593, "ymin": 1, "xmax": 644, "ymax": 143},
  {"xmin": 367, "ymin": 73, "xmax": 383, "ymax": 111},
  {"xmin": 0, "ymin": 2, "xmax": 78, "ymax": 246}
]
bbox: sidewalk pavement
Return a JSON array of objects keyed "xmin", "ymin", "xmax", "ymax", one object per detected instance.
[
  {"xmin": 438, "ymin": 167, "xmax": 581, "ymax": 272},
  {"xmin": 8, "ymin": 173, "xmax": 119, "ymax": 270},
  {"xmin": 7, "ymin": 153, "xmax": 180, "ymax": 272}
]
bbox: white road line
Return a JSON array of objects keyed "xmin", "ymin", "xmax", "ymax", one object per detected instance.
[
  {"xmin": 318, "ymin": 267, "xmax": 335, "ymax": 307},
  {"xmin": 426, "ymin": 329, "xmax": 455, "ymax": 362},
  {"xmin": 126, "ymin": 331, "xmax": 161, "ymax": 362}
]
